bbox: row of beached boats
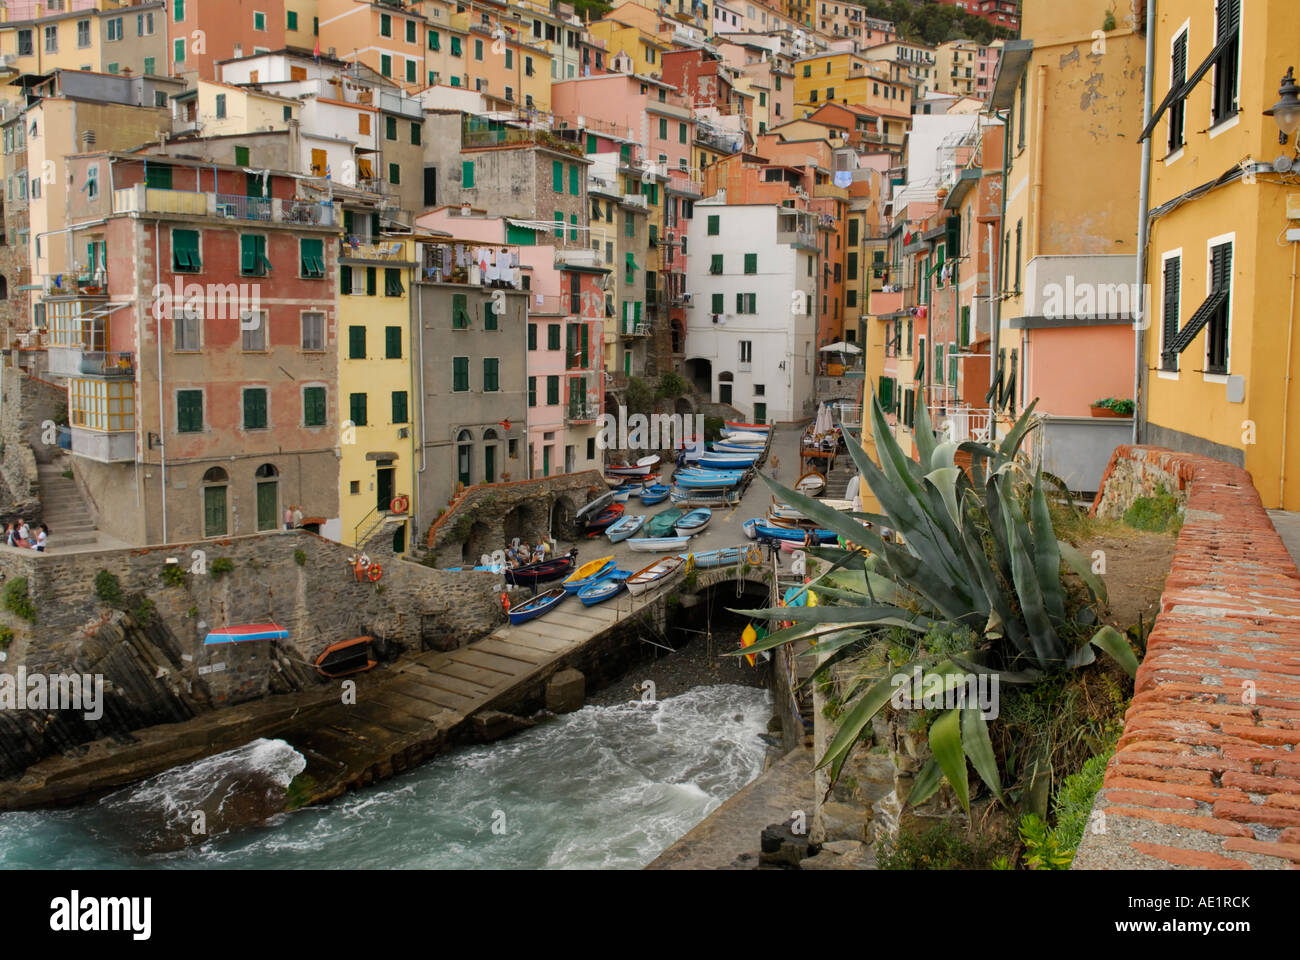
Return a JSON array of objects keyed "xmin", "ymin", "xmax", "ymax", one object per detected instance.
[{"xmin": 506, "ymin": 551, "xmax": 689, "ymax": 624}]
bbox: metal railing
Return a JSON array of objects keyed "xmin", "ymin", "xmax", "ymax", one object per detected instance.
[
  {"xmin": 216, "ymin": 193, "xmax": 272, "ymax": 221},
  {"xmin": 79, "ymin": 351, "xmax": 134, "ymax": 378}
]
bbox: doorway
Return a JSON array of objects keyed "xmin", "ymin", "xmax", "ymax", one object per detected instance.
[
  {"xmin": 753, "ymin": 402, "xmax": 767, "ymax": 424},
  {"xmin": 377, "ymin": 460, "xmax": 395, "ymax": 512},
  {"xmin": 255, "ymin": 463, "xmax": 279, "ymax": 531}
]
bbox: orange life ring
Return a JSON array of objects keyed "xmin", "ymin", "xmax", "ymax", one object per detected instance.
[
  {"xmin": 390, "ymin": 495, "xmax": 409, "ymax": 514},
  {"xmin": 367, "ymin": 563, "xmax": 383, "ymax": 582},
  {"xmin": 501, "ymin": 590, "xmax": 510, "ymax": 612}
]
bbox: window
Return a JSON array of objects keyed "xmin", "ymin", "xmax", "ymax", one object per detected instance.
[
  {"xmin": 1159, "ymin": 255, "xmax": 1181, "ymax": 373},
  {"xmin": 410, "ymin": 122, "xmax": 421, "ymax": 145},
  {"xmin": 240, "ymin": 234, "xmax": 271, "ymax": 276},
  {"xmin": 707, "ymin": 214, "xmax": 719, "ymax": 235},
  {"xmin": 377, "ymin": 326, "xmax": 400, "ymax": 361},
  {"xmin": 744, "ymin": 253, "xmax": 757, "ymax": 274},
  {"xmin": 1165, "ymin": 242, "xmax": 1232, "ymax": 373},
  {"xmin": 569, "ymin": 164, "xmax": 579, "ymax": 196},
  {"xmin": 288, "ymin": 10, "xmax": 298, "ymax": 30},
  {"xmin": 254, "ymin": 11, "xmax": 266, "ymax": 31},
  {"xmin": 406, "ymin": 19, "xmax": 416, "ymax": 43},
  {"xmin": 739, "ymin": 340, "xmax": 753, "ymax": 364},
  {"xmin": 485, "ymin": 298, "xmax": 499, "ymax": 330},
  {"xmin": 349, "ymin": 392, "xmax": 368, "ymax": 426},
  {"xmin": 528, "ymin": 324, "xmax": 537, "ymax": 351},
  {"xmin": 298, "ymin": 238, "xmax": 324, "ymax": 278},
  {"xmin": 474, "ymin": 38, "xmax": 483, "ymax": 60},
  {"xmin": 177, "ymin": 390, "xmax": 203, "ymax": 432},
  {"xmin": 44, "ymin": 25, "xmax": 57, "ymax": 53},
  {"xmin": 1211, "ymin": 0, "xmax": 1241, "ymax": 125},
  {"xmin": 241, "ymin": 311, "xmax": 266, "ymax": 351},
  {"xmin": 528, "ymin": 376, "xmax": 537, "ymax": 407},
  {"xmin": 384, "ymin": 269, "xmax": 404, "ymax": 297},
  {"xmin": 452, "ymin": 293, "xmax": 470, "ymax": 329},
  {"xmin": 392, "ymin": 390, "xmax": 408, "ymax": 424},
  {"xmin": 406, "ymin": 60, "xmax": 417, "ymax": 84},
  {"xmin": 710, "ymin": 254, "xmax": 723, "ymax": 275},
  {"xmin": 711, "ymin": 292, "xmax": 724, "ymax": 314},
  {"xmin": 340, "ymin": 265, "xmax": 353, "ymax": 295},
  {"xmin": 735, "ymin": 293, "xmax": 756, "ymax": 314},
  {"xmin": 144, "ymin": 56, "xmax": 156, "ymax": 75},
  {"xmin": 462, "ymin": 160, "xmax": 475, "ymax": 188},
  {"xmin": 547, "ymin": 323, "xmax": 561, "ymax": 350},
  {"xmin": 17, "ymin": 29, "xmax": 33, "ymax": 56},
  {"xmin": 484, "ymin": 358, "xmax": 500, "ymax": 392},
  {"xmin": 172, "ymin": 229, "xmax": 201, "ymax": 272},
  {"xmin": 173, "ymin": 37, "xmax": 184, "ymax": 62},
  {"xmin": 302, "ymin": 312, "xmax": 325, "ymax": 351},
  {"xmin": 303, "ymin": 386, "xmax": 326, "ymax": 426},
  {"xmin": 1013, "ymin": 220, "xmax": 1022, "ymax": 294},
  {"xmin": 175, "ymin": 310, "xmax": 201, "ymax": 351},
  {"xmin": 453, "ymin": 357, "xmax": 469, "ymax": 391},
  {"xmin": 243, "ymin": 388, "xmax": 268, "ymax": 429},
  {"xmin": 451, "ymin": 36, "xmax": 461, "ymax": 57},
  {"xmin": 430, "ymin": 29, "xmax": 440, "ymax": 50},
  {"xmin": 174, "ymin": 0, "xmax": 185, "ymax": 21},
  {"xmin": 380, "ymin": 13, "xmax": 392, "ymax": 37},
  {"xmin": 546, "ymin": 375, "xmax": 559, "ymax": 405},
  {"xmin": 381, "ymin": 55, "xmax": 391, "ymax": 77},
  {"xmin": 1169, "ymin": 30, "xmax": 1187, "ymax": 152},
  {"xmin": 77, "ymin": 20, "xmax": 91, "ymax": 48},
  {"xmin": 349, "ymin": 325, "xmax": 366, "ymax": 359}
]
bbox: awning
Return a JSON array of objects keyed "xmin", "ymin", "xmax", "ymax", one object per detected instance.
[
  {"xmin": 987, "ymin": 40, "xmax": 1033, "ymax": 112},
  {"xmin": 505, "ymin": 218, "xmax": 551, "ymax": 232}
]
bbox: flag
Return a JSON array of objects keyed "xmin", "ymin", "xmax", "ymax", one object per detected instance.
[{"xmin": 313, "ymin": 39, "xmax": 320, "ymax": 63}]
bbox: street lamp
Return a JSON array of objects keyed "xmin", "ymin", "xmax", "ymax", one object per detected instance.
[{"xmin": 1263, "ymin": 67, "xmax": 1300, "ymax": 145}]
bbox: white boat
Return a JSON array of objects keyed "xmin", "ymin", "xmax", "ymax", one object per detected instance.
[
  {"xmin": 674, "ymin": 507, "xmax": 712, "ymax": 536},
  {"xmin": 606, "ymin": 455, "xmax": 661, "ymax": 477},
  {"xmin": 626, "ymin": 555, "xmax": 686, "ymax": 596},
  {"xmin": 606, "ymin": 514, "xmax": 647, "ymax": 543},
  {"xmin": 795, "ymin": 471, "xmax": 827, "ymax": 497},
  {"xmin": 627, "ymin": 535, "xmax": 692, "ymax": 552},
  {"xmin": 716, "ymin": 431, "xmax": 767, "ymax": 445}
]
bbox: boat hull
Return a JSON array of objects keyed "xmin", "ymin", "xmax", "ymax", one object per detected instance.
[
  {"xmin": 606, "ymin": 515, "xmax": 646, "ymax": 543},
  {"xmin": 577, "ymin": 578, "xmax": 625, "ymax": 606},
  {"xmin": 204, "ymin": 623, "xmax": 289, "ymax": 646},
  {"xmin": 626, "ymin": 555, "xmax": 686, "ymax": 596},
  {"xmin": 681, "ymin": 547, "xmax": 745, "ymax": 569},
  {"xmin": 504, "ymin": 554, "xmax": 576, "ymax": 586},
  {"xmin": 752, "ymin": 523, "xmax": 838, "ymax": 544},
  {"xmin": 315, "ymin": 636, "xmax": 377, "ymax": 678},
  {"xmin": 562, "ymin": 555, "xmax": 615, "ymax": 592},
  {"xmin": 508, "ymin": 588, "xmax": 567, "ymax": 625},
  {"xmin": 627, "ymin": 535, "xmax": 691, "ymax": 552},
  {"xmin": 674, "ymin": 508, "xmax": 712, "ymax": 536}
]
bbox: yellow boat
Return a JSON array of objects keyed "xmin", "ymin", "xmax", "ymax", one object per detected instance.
[
  {"xmin": 741, "ymin": 623, "xmax": 757, "ymax": 667},
  {"xmin": 562, "ymin": 555, "xmax": 615, "ymax": 591}
]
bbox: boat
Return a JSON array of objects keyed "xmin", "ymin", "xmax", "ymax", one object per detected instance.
[
  {"xmin": 575, "ymin": 490, "xmax": 616, "ymax": 521},
  {"xmin": 675, "ymin": 507, "xmax": 712, "ymax": 536},
  {"xmin": 670, "ymin": 488, "xmax": 742, "ymax": 506},
  {"xmin": 712, "ymin": 441, "xmax": 768, "ymax": 453},
  {"xmin": 562, "ymin": 555, "xmax": 616, "ymax": 593},
  {"xmin": 203, "ymin": 623, "xmax": 289, "ymax": 646},
  {"xmin": 507, "ymin": 587, "xmax": 567, "ymax": 625},
  {"xmin": 743, "ymin": 518, "xmax": 761, "ymax": 539},
  {"xmin": 444, "ymin": 564, "xmax": 506, "ymax": 573},
  {"xmin": 771, "ymin": 497, "xmax": 854, "ymax": 518},
  {"xmin": 681, "ymin": 546, "xmax": 746, "ymax": 569},
  {"xmin": 626, "ymin": 555, "xmax": 687, "ymax": 596},
  {"xmin": 645, "ymin": 507, "xmax": 685, "ymax": 537},
  {"xmin": 751, "ymin": 523, "xmax": 838, "ymax": 544},
  {"xmin": 577, "ymin": 571, "xmax": 631, "ymax": 606},
  {"xmin": 584, "ymin": 502, "xmax": 626, "ymax": 533},
  {"xmin": 605, "ymin": 455, "xmax": 661, "ymax": 477},
  {"xmin": 606, "ymin": 514, "xmax": 646, "ymax": 543},
  {"xmin": 504, "ymin": 551, "xmax": 577, "ymax": 587},
  {"xmin": 676, "ymin": 466, "xmax": 746, "ymax": 478},
  {"xmin": 315, "ymin": 636, "xmax": 377, "ymax": 678},
  {"xmin": 699, "ymin": 451, "xmax": 761, "ymax": 469},
  {"xmin": 675, "ymin": 472, "xmax": 743, "ymax": 489},
  {"xmin": 716, "ymin": 431, "xmax": 768, "ymax": 445},
  {"xmin": 795, "ymin": 471, "xmax": 827, "ymax": 497},
  {"xmin": 627, "ymin": 535, "xmax": 691, "ymax": 552},
  {"xmin": 724, "ymin": 421, "xmax": 770, "ymax": 433},
  {"xmin": 638, "ymin": 483, "xmax": 671, "ymax": 505}
]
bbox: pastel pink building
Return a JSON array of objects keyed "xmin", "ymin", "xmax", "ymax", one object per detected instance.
[{"xmin": 552, "ymin": 73, "xmax": 695, "ymax": 177}]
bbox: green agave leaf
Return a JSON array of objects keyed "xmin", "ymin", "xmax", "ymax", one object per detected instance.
[
  {"xmin": 961, "ymin": 706, "xmax": 1004, "ymax": 804},
  {"xmin": 718, "ymin": 620, "xmax": 865, "ymax": 657},
  {"xmin": 907, "ymin": 758, "xmax": 944, "ymax": 807},
  {"xmin": 1030, "ymin": 470, "xmax": 1066, "ymax": 623},
  {"xmin": 999, "ymin": 471, "xmax": 1066, "ymax": 670},
  {"xmin": 731, "ymin": 604, "xmax": 936, "ymax": 629},
  {"xmin": 925, "ymin": 466, "xmax": 965, "ymax": 531},
  {"xmin": 757, "ymin": 472, "xmax": 875, "ymax": 553},
  {"xmin": 815, "ymin": 673, "xmax": 898, "ymax": 771},
  {"xmin": 929, "ymin": 708, "xmax": 970, "ymax": 813},
  {"xmin": 1058, "ymin": 539, "xmax": 1108, "ymax": 606},
  {"xmin": 1090, "ymin": 624, "xmax": 1139, "ymax": 678},
  {"xmin": 949, "ymin": 655, "xmax": 1046, "ymax": 685},
  {"xmin": 931, "ymin": 439, "xmax": 959, "ymax": 472},
  {"xmin": 912, "ymin": 399, "xmax": 940, "ymax": 472},
  {"xmin": 996, "ymin": 399, "xmax": 1040, "ymax": 462}
]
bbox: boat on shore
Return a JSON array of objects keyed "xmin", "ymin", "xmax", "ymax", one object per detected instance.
[
  {"xmin": 717, "ymin": 430, "xmax": 767, "ymax": 445},
  {"xmin": 795, "ymin": 471, "xmax": 827, "ymax": 498},
  {"xmin": 750, "ymin": 522, "xmax": 837, "ymax": 544},
  {"xmin": 645, "ymin": 507, "xmax": 686, "ymax": 537},
  {"xmin": 674, "ymin": 507, "xmax": 712, "ymax": 536},
  {"xmin": 583, "ymin": 502, "xmax": 626, "ymax": 534},
  {"xmin": 508, "ymin": 587, "xmax": 567, "ymax": 625},
  {"xmin": 681, "ymin": 546, "xmax": 747, "ymax": 569},
  {"xmin": 204, "ymin": 623, "xmax": 289, "ymax": 646},
  {"xmin": 639, "ymin": 483, "xmax": 671, "ymax": 505},
  {"xmin": 577, "ymin": 571, "xmax": 631, "ymax": 606},
  {"xmin": 504, "ymin": 550, "xmax": 577, "ymax": 587},
  {"xmin": 626, "ymin": 555, "xmax": 686, "ymax": 596},
  {"xmin": 562, "ymin": 555, "xmax": 616, "ymax": 593},
  {"xmin": 627, "ymin": 535, "xmax": 691, "ymax": 552},
  {"xmin": 606, "ymin": 455, "xmax": 661, "ymax": 477},
  {"xmin": 723, "ymin": 421, "xmax": 770, "ymax": 433},
  {"xmin": 606, "ymin": 514, "xmax": 646, "ymax": 543},
  {"xmin": 699, "ymin": 452, "xmax": 760, "ymax": 470},
  {"xmin": 315, "ymin": 636, "xmax": 377, "ymax": 678}
]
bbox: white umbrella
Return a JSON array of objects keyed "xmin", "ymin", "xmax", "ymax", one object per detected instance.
[{"xmin": 819, "ymin": 341, "xmax": 862, "ymax": 354}]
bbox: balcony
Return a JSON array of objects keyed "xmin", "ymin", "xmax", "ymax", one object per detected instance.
[
  {"xmin": 778, "ymin": 230, "xmax": 818, "ymax": 251},
  {"xmin": 78, "ymin": 351, "xmax": 135, "ymax": 378},
  {"xmin": 69, "ymin": 426, "xmax": 135, "ymax": 463},
  {"xmin": 112, "ymin": 186, "xmax": 335, "ymax": 225},
  {"xmin": 68, "ymin": 377, "xmax": 135, "ymax": 463},
  {"xmin": 620, "ymin": 318, "xmax": 650, "ymax": 338},
  {"xmin": 565, "ymin": 402, "xmax": 600, "ymax": 424}
]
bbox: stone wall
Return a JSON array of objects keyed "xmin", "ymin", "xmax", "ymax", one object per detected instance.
[
  {"xmin": 0, "ymin": 364, "xmax": 64, "ymax": 518},
  {"xmin": 422, "ymin": 469, "xmax": 606, "ymax": 566},
  {"xmin": 0, "ymin": 530, "xmax": 509, "ymax": 777},
  {"xmin": 1074, "ymin": 445, "xmax": 1300, "ymax": 869}
]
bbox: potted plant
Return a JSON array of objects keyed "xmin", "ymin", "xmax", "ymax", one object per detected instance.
[{"xmin": 1090, "ymin": 397, "xmax": 1134, "ymax": 418}]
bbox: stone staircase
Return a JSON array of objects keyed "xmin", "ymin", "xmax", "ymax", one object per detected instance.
[
  {"xmin": 35, "ymin": 457, "xmax": 100, "ymax": 548},
  {"xmin": 825, "ymin": 451, "xmax": 858, "ymax": 500}
]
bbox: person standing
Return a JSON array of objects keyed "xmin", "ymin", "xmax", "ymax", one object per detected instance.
[
  {"xmin": 31, "ymin": 524, "xmax": 47, "ymax": 552},
  {"xmin": 16, "ymin": 519, "xmax": 30, "ymax": 547},
  {"xmin": 4, "ymin": 522, "xmax": 15, "ymax": 547},
  {"xmin": 292, "ymin": 505, "xmax": 304, "ymax": 529},
  {"xmin": 284, "ymin": 504, "xmax": 294, "ymax": 530}
]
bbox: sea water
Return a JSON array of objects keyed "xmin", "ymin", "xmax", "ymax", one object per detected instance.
[{"xmin": 0, "ymin": 684, "xmax": 771, "ymax": 870}]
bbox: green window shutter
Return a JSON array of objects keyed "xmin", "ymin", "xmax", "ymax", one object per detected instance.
[
  {"xmin": 172, "ymin": 229, "xmax": 200, "ymax": 271},
  {"xmin": 474, "ymin": 38, "xmax": 483, "ymax": 60},
  {"xmin": 348, "ymin": 325, "xmax": 366, "ymax": 359},
  {"xmin": 528, "ymin": 376, "xmax": 537, "ymax": 407},
  {"xmin": 528, "ymin": 324, "xmax": 537, "ymax": 350},
  {"xmin": 569, "ymin": 214, "xmax": 578, "ymax": 242},
  {"xmin": 555, "ymin": 210, "xmax": 564, "ymax": 238},
  {"xmin": 586, "ymin": 133, "xmax": 597, "ymax": 153},
  {"xmin": 710, "ymin": 254, "xmax": 723, "ymax": 274},
  {"xmin": 366, "ymin": 267, "xmax": 377, "ymax": 296},
  {"xmin": 679, "ymin": 122, "xmax": 687, "ymax": 144},
  {"xmin": 462, "ymin": 160, "xmax": 475, "ymax": 187},
  {"xmin": 658, "ymin": 118, "xmax": 667, "ymax": 139},
  {"xmin": 546, "ymin": 375, "xmax": 559, "ymax": 404},
  {"xmin": 144, "ymin": 164, "xmax": 173, "ymax": 189},
  {"xmin": 707, "ymin": 214, "xmax": 719, "ymax": 235},
  {"xmin": 453, "ymin": 357, "xmax": 469, "ymax": 391},
  {"xmin": 392, "ymin": 390, "xmax": 408, "ymax": 424},
  {"xmin": 381, "ymin": 54, "xmax": 391, "ymax": 77},
  {"xmin": 744, "ymin": 253, "xmax": 757, "ymax": 274},
  {"xmin": 177, "ymin": 390, "xmax": 203, "ymax": 432},
  {"xmin": 234, "ymin": 146, "xmax": 249, "ymax": 167},
  {"xmin": 340, "ymin": 265, "xmax": 353, "ymax": 294},
  {"xmin": 406, "ymin": 59, "xmax": 417, "ymax": 83},
  {"xmin": 349, "ymin": 392, "xmax": 368, "ymax": 426},
  {"xmin": 243, "ymin": 389, "xmax": 267, "ymax": 430},
  {"xmin": 620, "ymin": 143, "xmax": 630, "ymax": 162},
  {"xmin": 960, "ymin": 306, "xmax": 970, "ymax": 346},
  {"xmin": 304, "ymin": 386, "xmax": 326, "ymax": 427},
  {"xmin": 384, "ymin": 268, "xmax": 404, "ymax": 296},
  {"xmin": 300, "ymin": 237, "xmax": 324, "ymax": 277},
  {"xmin": 385, "ymin": 325, "xmax": 402, "ymax": 358},
  {"xmin": 483, "ymin": 357, "xmax": 499, "ymax": 392},
  {"xmin": 452, "ymin": 293, "xmax": 468, "ymax": 328},
  {"xmin": 553, "ymin": 160, "xmax": 563, "ymax": 192},
  {"xmin": 389, "ymin": 162, "xmax": 400, "ymax": 185},
  {"xmin": 485, "ymin": 299, "xmax": 499, "ymax": 330},
  {"xmin": 877, "ymin": 376, "xmax": 895, "ymax": 413},
  {"xmin": 410, "ymin": 121, "xmax": 421, "ymax": 145},
  {"xmin": 287, "ymin": 10, "xmax": 297, "ymax": 30},
  {"xmin": 430, "ymin": 29, "xmax": 440, "ymax": 50},
  {"xmin": 240, "ymin": 234, "xmax": 258, "ymax": 274},
  {"xmin": 711, "ymin": 293, "xmax": 724, "ymax": 314},
  {"xmin": 935, "ymin": 343, "xmax": 944, "ymax": 384},
  {"xmin": 451, "ymin": 36, "xmax": 461, "ymax": 57},
  {"xmin": 547, "ymin": 324, "xmax": 561, "ymax": 350},
  {"xmin": 948, "ymin": 344, "xmax": 958, "ymax": 387},
  {"xmin": 406, "ymin": 18, "xmax": 416, "ymax": 43},
  {"xmin": 569, "ymin": 164, "xmax": 579, "ymax": 195}
]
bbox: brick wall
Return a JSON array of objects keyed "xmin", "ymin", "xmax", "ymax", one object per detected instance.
[{"xmin": 1074, "ymin": 445, "xmax": 1300, "ymax": 869}]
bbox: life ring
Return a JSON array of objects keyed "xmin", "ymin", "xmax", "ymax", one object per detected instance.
[
  {"xmin": 746, "ymin": 544, "xmax": 763, "ymax": 565},
  {"xmin": 390, "ymin": 495, "xmax": 409, "ymax": 514},
  {"xmin": 367, "ymin": 563, "xmax": 383, "ymax": 582},
  {"xmin": 500, "ymin": 590, "xmax": 510, "ymax": 613}
]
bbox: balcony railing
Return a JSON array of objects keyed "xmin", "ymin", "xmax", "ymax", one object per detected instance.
[
  {"xmin": 565, "ymin": 402, "xmax": 600, "ymax": 423},
  {"xmin": 778, "ymin": 230, "xmax": 818, "ymax": 250},
  {"xmin": 79, "ymin": 351, "xmax": 135, "ymax": 378},
  {"xmin": 620, "ymin": 319, "xmax": 649, "ymax": 337},
  {"xmin": 113, "ymin": 186, "xmax": 334, "ymax": 225}
]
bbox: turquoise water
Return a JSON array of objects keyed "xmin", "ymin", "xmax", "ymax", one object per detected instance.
[{"xmin": 0, "ymin": 684, "xmax": 772, "ymax": 870}]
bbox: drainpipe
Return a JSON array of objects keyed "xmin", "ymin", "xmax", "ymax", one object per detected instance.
[
  {"xmin": 990, "ymin": 108, "xmax": 1010, "ymax": 447},
  {"xmin": 155, "ymin": 221, "xmax": 168, "ymax": 543},
  {"xmin": 1134, "ymin": 0, "xmax": 1155, "ymax": 446},
  {"xmin": 416, "ymin": 268, "xmax": 427, "ymax": 477},
  {"xmin": 1279, "ymin": 241, "xmax": 1298, "ymax": 507}
]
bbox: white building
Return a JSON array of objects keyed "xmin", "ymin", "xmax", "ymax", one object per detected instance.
[{"xmin": 685, "ymin": 199, "xmax": 817, "ymax": 424}]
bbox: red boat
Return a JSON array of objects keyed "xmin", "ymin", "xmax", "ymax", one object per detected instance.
[
  {"xmin": 504, "ymin": 549, "xmax": 579, "ymax": 587},
  {"xmin": 584, "ymin": 502, "xmax": 626, "ymax": 535},
  {"xmin": 315, "ymin": 636, "xmax": 377, "ymax": 678},
  {"xmin": 724, "ymin": 420, "xmax": 771, "ymax": 432}
]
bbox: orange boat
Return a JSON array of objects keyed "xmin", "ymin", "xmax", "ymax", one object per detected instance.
[{"xmin": 315, "ymin": 636, "xmax": 377, "ymax": 678}]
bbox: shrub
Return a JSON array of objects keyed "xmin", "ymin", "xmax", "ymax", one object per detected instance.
[
  {"xmin": 0, "ymin": 625, "xmax": 13, "ymax": 649},
  {"xmin": 94, "ymin": 569, "xmax": 124, "ymax": 607},
  {"xmin": 1123, "ymin": 485, "xmax": 1182, "ymax": 533},
  {"xmin": 655, "ymin": 372, "xmax": 688, "ymax": 400},
  {"xmin": 160, "ymin": 564, "xmax": 187, "ymax": 587},
  {"xmin": 132, "ymin": 596, "xmax": 156, "ymax": 624},
  {"xmin": 3, "ymin": 577, "xmax": 35, "ymax": 621},
  {"xmin": 210, "ymin": 557, "xmax": 235, "ymax": 578},
  {"xmin": 878, "ymin": 821, "xmax": 1011, "ymax": 870},
  {"xmin": 294, "ymin": 549, "xmax": 307, "ymax": 566}
]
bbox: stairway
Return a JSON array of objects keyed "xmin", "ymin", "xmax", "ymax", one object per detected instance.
[
  {"xmin": 825, "ymin": 451, "xmax": 858, "ymax": 501},
  {"xmin": 35, "ymin": 457, "xmax": 100, "ymax": 548}
]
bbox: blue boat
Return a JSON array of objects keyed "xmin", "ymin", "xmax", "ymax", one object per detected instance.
[
  {"xmin": 508, "ymin": 587, "xmax": 567, "ymax": 625},
  {"xmin": 699, "ymin": 451, "xmax": 760, "ymax": 469},
  {"xmin": 752, "ymin": 523, "xmax": 838, "ymax": 544},
  {"xmin": 674, "ymin": 507, "xmax": 712, "ymax": 536},
  {"xmin": 562, "ymin": 558, "xmax": 617, "ymax": 593},
  {"xmin": 712, "ymin": 441, "xmax": 767, "ymax": 453},
  {"xmin": 627, "ymin": 535, "xmax": 692, "ymax": 553},
  {"xmin": 743, "ymin": 518, "xmax": 761, "ymax": 539},
  {"xmin": 676, "ymin": 473, "xmax": 742, "ymax": 489},
  {"xmin": 680, "ymin": 546, "xmax": 746, "ymax": 569},
  {"xmin": 606, "ymin": 514, "xmax": 646, "ymax": 543},
  {"xmin": 204, "ymin": 623, "xmax": 289, "ymax": 646},
  {"xmin": 638, "ymin": 483, "xmax": 671, "ymax": 505},
  {"xmin": 577, "ymin": 569, "xmax": 631, "ymax": 606}
]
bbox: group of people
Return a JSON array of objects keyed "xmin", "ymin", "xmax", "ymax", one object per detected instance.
[
  {"xmin": 283, "ymin": 505, "xmax": 305, "ymax": 530},
  {"xmin": 5, "ymin": 519, "xmax": 48, "ymax": 551},
  {"xmin": 504, "ymin": 537, "xmax": 552, "ymax": 568}
]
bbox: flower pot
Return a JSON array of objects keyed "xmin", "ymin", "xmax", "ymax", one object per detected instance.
[{"xmin": 1090, "ymin": 404, "xmax": 1125, "ymax": 418}]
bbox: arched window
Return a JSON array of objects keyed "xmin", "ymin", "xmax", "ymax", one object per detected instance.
[
  {"xmin": 456, "ymin": 430, "xmax": 473, "ymax": 488},
  {"xmin": 254, "ymin": 463, "xmax": 279, "ymax": 531},
  {"xmin": 202, "ymin": 467, "xmax": 228, "ymax": 537},
  {"xmin": 718, "ymin": 370, "xmax": 734, "ymax": 405},
  {"xmin": 482, "ymin": 428, "xmax": 498, "ymax": 484}
]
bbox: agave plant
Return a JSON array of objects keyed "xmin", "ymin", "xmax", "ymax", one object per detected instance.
[{"xmin": 731, "ymin": 395, "xmax": 1138, "ymax": 813}]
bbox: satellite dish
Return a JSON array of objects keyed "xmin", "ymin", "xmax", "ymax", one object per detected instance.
[{"xmin": 1275, "ymin": 154, "xmax": 1294, "ymax": 174}]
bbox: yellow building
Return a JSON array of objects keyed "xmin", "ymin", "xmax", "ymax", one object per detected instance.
[
  {"xmin": 284, "ymin": 0, "xmax": 320, "ymax": 52},
  {"xmin": 1139, "ymin": 0, "xmax": 1300, "ymax": 508},
  {"xmin": 0, "ymin": 0, "xmax": 168, "ymax": 85},
  {"xmin": 337, "ymin": 228, "xmax": 418, "ymax": 553},
  {"xmin": 793, "ymin": 51, "xmax": 912, "ymax": 118},
  {"xmin": 587, "ymin": 14, "xmax": 666, "ymax": 78},
  {"xmin": 196, "ymin": 79, "xmax": 300, "ymax": 137}
]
